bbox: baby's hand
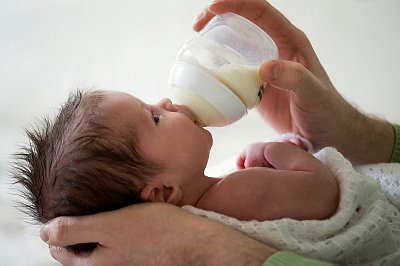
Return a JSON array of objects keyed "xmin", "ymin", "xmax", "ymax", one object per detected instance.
[
  {"xmin": 236, "ymin": 137, "xmax": 312, "ymax": 170},
  {"xmin": 280, "ymin": 136, "xmax": 307, "ymax": 150},
  {"xmin": 236, "ymin": 142, "xmax": 272, "ymax": 169},
  {"xmin": 278, "ymin": 133, "xmax": 314, "ymax": 153}
]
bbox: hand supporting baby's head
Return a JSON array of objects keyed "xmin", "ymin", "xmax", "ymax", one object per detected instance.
[{"xmin": 11, "ymin": 90, "xmax": 160, "ymax": 253}]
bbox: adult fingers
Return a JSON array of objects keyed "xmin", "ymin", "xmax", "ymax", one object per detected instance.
[
  {"xmin": 192, "ymin": 5, "xmax": 216, "ymax": 32},
  {"xmin": 41, "ymin": 214, "xmax": 105, "ymax": 247},
  {"xmin": 193, "ymin": 0, "xmax": 299, "ymax": 41},
  {"xmin": 208, "ymin": 0, "xmax": 286, "ymax": 28},
  {"xmin": 192, "ymin": 0, "xmax": 268, "ymax": 32},
  {"xmin": 260, "ymin": 60, "xmax": 324, "ymax": 99}
]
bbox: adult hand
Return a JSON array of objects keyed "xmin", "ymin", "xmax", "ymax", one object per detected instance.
[
  {"xmin": 193, "ymin": 0, "xmax": 394, "ymax": 163},
  {"xmin": 40, "ymin": 203, "xmax": 275, "ymax": 265}
]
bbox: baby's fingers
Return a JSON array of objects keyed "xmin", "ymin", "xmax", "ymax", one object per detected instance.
[{"xmin": 236, "ymin": 153, "xmax": 246, "ymax": 169}]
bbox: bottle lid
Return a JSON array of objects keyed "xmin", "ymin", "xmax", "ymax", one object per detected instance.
[{"xmin": 168, "ymin": 61, "xmax": 247, "ymax": 127}]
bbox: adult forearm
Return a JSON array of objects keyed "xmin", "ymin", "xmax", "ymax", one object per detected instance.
[
  {"xmin": 182, "ymin": 216, "xmax": 276, "ymax": 266},
  {"xmin": 338, "ymin": 107, "xmax": 394, "ymax": 164},
  {"xmin": 41, "ymin": 202, "xmax": 276, "ymax": 266}
]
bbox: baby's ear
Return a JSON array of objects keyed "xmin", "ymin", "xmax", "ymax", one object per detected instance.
[
  {"xmin": 140, "ymin": 182, "xmax": 182, "ymax": 205},
  {"xmin": 140, "ymin": 182, "xmax": 165, "ymax": 203},
  {"xmin": 163, "ymin": 185, "xmax": 182, "ymax": 205}
]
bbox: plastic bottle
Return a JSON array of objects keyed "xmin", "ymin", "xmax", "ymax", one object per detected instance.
[{"xmin": 168, "ymin": 12, "xmax": 278, "ymax": 127}]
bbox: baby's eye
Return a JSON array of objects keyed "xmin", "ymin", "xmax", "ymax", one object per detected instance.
[{"xmin": 151, "ymin": 111, "xmax": 160, "ymax": 125}]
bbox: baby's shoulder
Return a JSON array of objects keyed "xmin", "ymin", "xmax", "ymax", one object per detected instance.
[
  {"xmin": 199, "ymin": 168, "xmax": 276, "ymax": 220},
  {"xmin": 223, "ymin": 167, "xmax": 274, "ymax": 179},
  {"xmin": 219, "ymin": 167, "xmax": 275, "ymax": 191}
]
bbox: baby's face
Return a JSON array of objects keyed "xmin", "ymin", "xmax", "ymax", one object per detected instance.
[{"xmin": 99, "ymin": 91, "xmax": 213, "ymax": 184}]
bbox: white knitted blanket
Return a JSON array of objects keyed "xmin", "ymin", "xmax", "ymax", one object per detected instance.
[{"xmin": 183, "ymin": 147, "xmax": 400, "ymax": 265}]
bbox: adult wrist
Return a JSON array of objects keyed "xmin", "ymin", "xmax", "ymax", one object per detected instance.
[
  {"xmin": 360, "ymin": 116, "xmax": 394, "ymax": 163},
  {"xmin": 390, "ymin": 123, "xmax": 400, "ymax": 163},
  {"xmin": 339, "ymin": 108, "xmax": 394, "ymax": 164},
  {"xmin": 184, "ymin": 213, "xmax": 276, "ymax": 265},
  {"xmin": 263, "ymin": 251, "xmax": 335, "ymax": 266}
]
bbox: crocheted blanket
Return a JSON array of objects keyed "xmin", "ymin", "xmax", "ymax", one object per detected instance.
[{"xmin": 183, "ymin": 147, "xmax": 400, "ymax": 265}]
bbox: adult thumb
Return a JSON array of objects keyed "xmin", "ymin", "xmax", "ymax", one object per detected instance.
[
  {"xmin": 40, "ymin": 216, "xmax": 99, "ymax": 247},
  {"xmin": 260, "ymin": 60, "xmax": 322, "ymax": 97}
]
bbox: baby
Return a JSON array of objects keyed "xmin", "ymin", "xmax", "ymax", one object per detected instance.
[{"xmin": 11, "ymin": 89, "xmax": 339, "ymax": 252}]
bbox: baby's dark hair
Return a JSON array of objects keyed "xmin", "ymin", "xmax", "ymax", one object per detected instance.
[{"xmin": 11, "ymin": 89, "xmax": 161, "ymax": 252}]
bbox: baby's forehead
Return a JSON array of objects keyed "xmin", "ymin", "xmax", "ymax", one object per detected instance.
[
  {"xmin": 96, "ymin": 92, "xmax": 139, "ymax": 115},
  {"xmin": 101, "ymin": 91, "xmax": 136, "ymax": 105},
  {"xmin": 93, "ymin": 91, "xmax": 147, "ymax": 133}
]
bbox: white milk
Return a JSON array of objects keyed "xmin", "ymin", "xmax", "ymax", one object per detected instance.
[
  {"xmin": 208, "ymin": 64, "xmax": 262, "ymax": 108},
  {"xmin": 171, "ymin": 85, "xmax": 225, "ymax": 127}
]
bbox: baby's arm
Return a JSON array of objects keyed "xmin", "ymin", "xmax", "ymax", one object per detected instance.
[
  {"xmin": 203, "ymin": 142, "xmax": 339, "ymax": 221},
  {"xmin": 237, "ymin": 134, "xmax": 311, "ymax": 169}
]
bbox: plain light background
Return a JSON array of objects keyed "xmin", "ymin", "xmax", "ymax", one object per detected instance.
[{"xmin": 1, "ymin": 0, "xmax": 399, "ymax": 265}]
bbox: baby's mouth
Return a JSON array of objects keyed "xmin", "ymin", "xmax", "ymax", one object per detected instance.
[
  {"xmin": 194, "ymin": 119, "xmax": 204, "ymax": 127},
  {"xmin": 189, "ymin": 114, "xmax": 204, "ymax": 127}
]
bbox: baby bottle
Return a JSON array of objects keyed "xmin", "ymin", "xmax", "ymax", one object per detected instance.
[{"xmin": 168, "ymin": 12, "xmax": 278, "ymax": 127}]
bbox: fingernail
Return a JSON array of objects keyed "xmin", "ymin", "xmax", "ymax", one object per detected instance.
[
  {"xmin": 270, "ymin": 61, "xmax": 280, "ymax": 81},
  {"xmin": 40, "ymin": 223, "xmax": 50, "ymax": 242}
]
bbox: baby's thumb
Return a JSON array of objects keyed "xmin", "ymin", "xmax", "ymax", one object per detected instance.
[
  {"xmin": 236, "ymin": 153, "xmax": 246, "ymax": 169},
  {"xmin": 260, "ymin": 60, "xmax": 322, "ymax": 98}
]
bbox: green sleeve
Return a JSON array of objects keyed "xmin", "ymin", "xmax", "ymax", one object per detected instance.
[
  {"xmin": 391, "ymin": 124, "xmax": 400, "ymax": 163},
  {"xmin": 262, "ymin": 251, "xmax": 336, "ymax": 266}
]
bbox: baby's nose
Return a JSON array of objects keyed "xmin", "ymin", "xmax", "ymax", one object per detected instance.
[{"xmin": 157, "ymin": 98, "xmax": 177, "ymax": 112}]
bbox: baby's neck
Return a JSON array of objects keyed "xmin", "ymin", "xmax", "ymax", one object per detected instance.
[
  {"xmin": 179, "ymin": 175, "xmax": 221, "ymax": 207},
  {"xmin": 193, "ymin": 179, "xmax": 221, "ymax": 207}
]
